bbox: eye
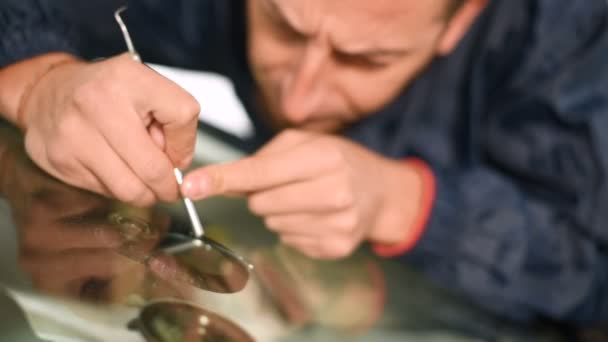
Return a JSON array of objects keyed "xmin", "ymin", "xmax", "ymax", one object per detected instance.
[{"xmin": 332, "ymin": 51, "xmax": 389, "ymax": 70}]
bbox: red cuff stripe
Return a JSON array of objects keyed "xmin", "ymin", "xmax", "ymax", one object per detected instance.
[{"xmin": 372, "ymin": 158, "xmax": 436, "ymax": 257}]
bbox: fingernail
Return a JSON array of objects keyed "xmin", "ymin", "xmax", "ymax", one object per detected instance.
[{"xmin": 183, "ymin": 175, "xmax": 209, "ymax": 198}]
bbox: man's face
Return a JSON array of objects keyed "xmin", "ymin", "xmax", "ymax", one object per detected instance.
[{"xmin": 247, "ymin": 0, "xmax": 457, "ymax": 132}]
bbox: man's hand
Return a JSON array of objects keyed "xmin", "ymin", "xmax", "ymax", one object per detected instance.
[
  {"xmin": 182, "ymin": 130, "xmax": 423, "ymax": 259},
  {"xmin": 17, "ymin": 53, "xmax": 200, "ymax": 206}
]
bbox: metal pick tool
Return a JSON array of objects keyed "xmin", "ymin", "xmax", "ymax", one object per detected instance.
[
  {"xmin": 174, "ymin": 168, "xmax": 205, "ymax": 237},
  {"xmin": 115, "ymin": 7, "xmax": 205, "ymax": 238}
]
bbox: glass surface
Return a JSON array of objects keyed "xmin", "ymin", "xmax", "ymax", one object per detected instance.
[
  {"xmin": 0, "ymin": 119, "xmax": 601, "ymax": 341},
  {"xmin": 150, "ymin": 233, "xmax": 251, "ymax": 294},
  {"xmin": 132, "ymin": 300, "xmax": 254, "ymax": 342}
]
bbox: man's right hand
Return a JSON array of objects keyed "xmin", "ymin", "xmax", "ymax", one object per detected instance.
[{"xmin": 14, "ymin": 53, "xmax": 200, "ymax": 206}]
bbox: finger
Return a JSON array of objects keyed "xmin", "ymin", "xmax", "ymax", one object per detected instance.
[
  {"xmin": 29, "ymin": 122, "xmax": 155, "ymax": 205},
  {"xmin": 255, "ymin": 129, "xmax": 314, "ymax": 156},
  {"xmin": 282, "ymin": 234, "xmax": 358, "ymax": 260},
  {"xmin": 264, "ymin": 214, "xmax": 322, "ymax": 235},
  {"xmin": 265, "ymin": 210, "xmax": 359, "ymax": 237},
  {"xmin": 148, "ymin": 121, "xmax": 166, "ymax": 150},
  {"xmin": 182, "ymin": 142, "xmax": 328, "ymax": 199},
  {"xmin": 147, "ymin": 255, "xmax": 198, "ymax": 286},
  {"xmin": 280, "ymin": 235, "xmax": 322, "ymax": 259},
  {"xmin": 96, "ymin": 104, "xmax": 179, "ymax": 202},
  {"xmin": 25, "ymin": 128, "xmax": 106, "ymax": 196},
  {"xmin": 20, "ymin": 222, "xmax": 124, "ymax": 252},
  {"xmin": 22, "ymin": 249, "xmax": 134, "ymax": 293},
  {"xmin": 13, "ymin": 146, "xmax": 100, "ymax": 202},
  {"xmin": 78, "ymin": 126, "xmax": 157, "ymax": 206},
  {"xmin": 249, "ymin": 173, "xmax": 352, "ymax": 216},
  {"xmin": 25, "ymin": 180, "xmax": 108, "ymax": 221},
  {"xmin": 133, "ymin": 63, "xmax": 200, "ymax": 168}
]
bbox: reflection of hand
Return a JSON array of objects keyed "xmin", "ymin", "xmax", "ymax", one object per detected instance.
[
  {"xmin": 251, "ymin": 245, "xmax": 386, "ymax": 333},
  {"xmin": 20, "ymin": 53, "xmax": 200, "ymax": 206},
  {"xmin": 0, "ymin": 138, "xmax": 172, "ymax": 301},
  {"xmin": 18, "ymin": 205, "xmax": 174, "ymax": 302},
  {"xmin": 183, "ymin": 130, "xmax": 423, "ymax": 259},
  {"xmin": 0, "ymin": 129, "xmax": 111, "ymax": 230}
]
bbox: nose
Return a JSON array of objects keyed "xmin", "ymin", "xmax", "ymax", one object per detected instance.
[{"xmin": 280, "ymin": 39, "xmax": 329, "ymax": 125}]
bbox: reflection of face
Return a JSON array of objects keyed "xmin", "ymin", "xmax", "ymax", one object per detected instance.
[{"xmin": 247, "ymin": 0, "xmax": 454, "ymax": 132}]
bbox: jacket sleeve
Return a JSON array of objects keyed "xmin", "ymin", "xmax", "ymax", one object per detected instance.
[
  {"xmin": 58, "ymin": 0, "xmax": 242, "ymax": 74},
  {"xmin": 404, "ymin": 1, "xmax": 608, "ymax": 324},
  {"xmin": 0, "ymin": 0, "xmax": 79, "ymax": 68},
  {"xmin": 1, "ymin": 0, "xmax": 236, "ymax": 72}
]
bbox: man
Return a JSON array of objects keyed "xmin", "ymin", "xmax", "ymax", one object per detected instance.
[{"xmin": 0, "ymin": 0, "xmax": 607, "ymax": 324}]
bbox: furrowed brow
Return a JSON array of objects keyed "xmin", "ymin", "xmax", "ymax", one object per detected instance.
[{"xmin": 263, "ymin": 0, "xmax": 309, "ymax": 36}]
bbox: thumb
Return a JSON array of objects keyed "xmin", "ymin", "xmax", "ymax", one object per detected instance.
[
  {"xmin": 162, "ymin": 113, "xmax": 199, "ymax": 169},
  {"xmin": 132, "ymin": 63, "xmax": 201, "ymax": 169}
]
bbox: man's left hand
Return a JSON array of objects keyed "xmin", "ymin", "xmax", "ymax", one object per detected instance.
[{"xmin": 183, "ymin": 130, "xmax": 422, "ymax": 259}]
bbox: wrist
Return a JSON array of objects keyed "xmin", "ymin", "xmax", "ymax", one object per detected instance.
[
  {"xmin": 0, "ymin": 53, "xmax": 81, "ymax": 130},
  {"xmin": 368, "ymin": 158, "xmax": 423, "ymax": 244},
  {"xmin": 369, "ymin": 158, "xmax": 436, "ymax": 256},
  {"xmin": 17, "ymin": 56, "xmax": 84, "ymax": 131}
]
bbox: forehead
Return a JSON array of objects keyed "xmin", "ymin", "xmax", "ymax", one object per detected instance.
[{"xmin": 266, "ymin": 0, "xmax": 449, "ymax": 48}]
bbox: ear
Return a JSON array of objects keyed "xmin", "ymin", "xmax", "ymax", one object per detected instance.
[{"xmin": 436, "ymin": 0, "xmax": 488, "ymax": 56}]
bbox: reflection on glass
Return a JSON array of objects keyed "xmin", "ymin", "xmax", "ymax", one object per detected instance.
[
  {"xmin": 149, "ymin": 234, "xmax": 252, "ymax": 294},
  {"xmin": 129, "ymin": 300, "xmax": 255, "ymax": 342},
  {"xmin": 251, "ymin": 245, "xmax": 386, "ymax": 334},
  {"xmin": 108, "ymin": 212, "xmax": 155, "ymax": 241}
]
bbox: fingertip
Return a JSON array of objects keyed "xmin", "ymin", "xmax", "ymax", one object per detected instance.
[
  {"xmin": 177, "ymin": 154, "xmax": 193, "ymax": 170},
  {"xmin": 182, "ymin": 172, "xmax": 209, "ymax": 199},
  {"xmin": 134, "ymin": 191, "xmax": 158, "ymax": 208},
  {"xmin": 163, "ymin": 123, "xmax": 197, "ymax": 169},
  {"xmin": 165, "ymin": 144, "xmax": 194, "ymax": 168}
]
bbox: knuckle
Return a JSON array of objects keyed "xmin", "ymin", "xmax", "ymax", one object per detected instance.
[
  {"xmin": 113, "ymin": 182, "xmax": 148, "ymax": 205},
  {"xmin": 141, "ymin": 160, "xmax": 171, "ymax": 184},
  {"xmin": 264, "ymin": 217, "xmax": 279, "ymax": 231},
  {"xmin": 329, "ymin": 188, "xmax": 354, "ymax": 210},
  {"xmin": 248, "ymin": 195, "xmax": 265, "ymax": 214},
  {"xmin": 23, "ymin": 133, "xmax": 39, "ymax": 158},
  {"xmin": 71, "ymin": 83, "xmax": 100, "ymax": 111},
  {"xmin": 172, "ymin": 97, "xmax": 200, "ymax": 126},
  {"xmin": 207, "ymin": 167, "xmax": 226, "ymax": 195},
  {"xmin": 324, "ymin": 238, "xmax": 356, "ymax": 260},
  {"xmin": 136, "ymin": 191, "xmax": 157, "ymax": 207},
  {"xmin": 181, "ymin": 95, "xmax": 201, "ymax": 118},
  {"xmin": 278, "ymin": 129, "xmax": 300, "ymax": 141},
  {"xmin": 247, "ymin": 199, "xmax": 259, "ymax": 214},
  {"xmin": 335, "ymin": 212, "xmax": 358, "ymax": 233},
  {"xmin": 55, "ymin": 111, "xmax": 82, "ymax": 139},
  {"xmin": 154, "ymin": 190, "xmax": 175, "ymax": 204},
  {"xmin": 108, "ymin": 54, "xmax": 138, "ymax": 74},
  {"xmin": 46, "ymin": 144, "xmax": 76, "ymax": 174}
]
